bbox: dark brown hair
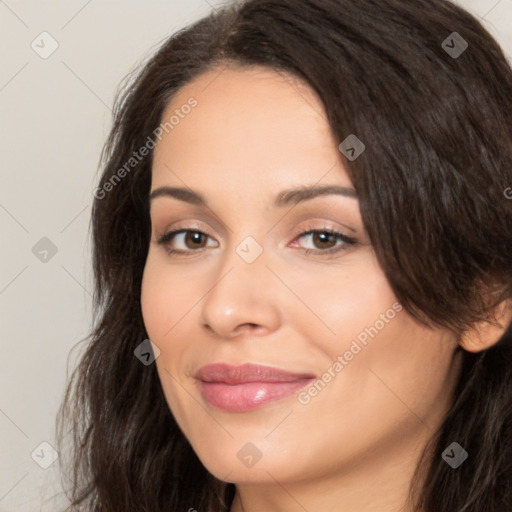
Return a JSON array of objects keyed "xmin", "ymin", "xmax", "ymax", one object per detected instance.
[{"xmin": 57, "ymin": 0, "xmax": 512, "ymax": 510}]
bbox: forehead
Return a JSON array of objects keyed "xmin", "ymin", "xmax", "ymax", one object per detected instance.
[{"xmin": 151, "ymin": 65, "xmax": 352, "ymax": 194}]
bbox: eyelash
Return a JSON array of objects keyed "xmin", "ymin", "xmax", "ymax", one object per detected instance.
[{"xmin": 156, "ymin": 225, "xmax": 357, "ymax": 258}]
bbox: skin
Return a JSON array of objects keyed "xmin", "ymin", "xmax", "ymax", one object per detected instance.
[{"xmin": 140, "ymin": 64, "xmax": 470, "ymax": 511}]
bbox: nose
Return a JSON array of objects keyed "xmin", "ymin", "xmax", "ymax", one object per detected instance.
[{"xmin": 199, "ymin": 244, "xmax": 281, "ymax": 339}]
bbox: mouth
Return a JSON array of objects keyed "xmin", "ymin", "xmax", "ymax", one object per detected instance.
[{"xmin": 195, "ymin": 363, "xmax": 316, "ymax": 412}]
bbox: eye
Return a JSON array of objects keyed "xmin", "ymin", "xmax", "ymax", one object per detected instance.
[
  {"xmin": 156, "ymin": 229, "xmax": 217, "ymax": 255},
  {"xmin": 291, "ymin": 228, "xmax": 357, "ymax": 256}
]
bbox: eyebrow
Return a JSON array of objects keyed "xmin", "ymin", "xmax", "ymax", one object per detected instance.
[{"xmin": 149, "ymin": 184, "xmax": 358, "ymax": 207}]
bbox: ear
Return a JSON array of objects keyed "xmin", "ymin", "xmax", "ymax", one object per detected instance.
[{"xmin": 459, "ymin": 299, "xmax": 512, "ymax": 353}]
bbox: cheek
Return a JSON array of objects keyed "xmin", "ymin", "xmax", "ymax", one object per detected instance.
[
  {"xmin": 140, "ymin": 255, "xmax": 199, "ymax": 340},
  {"xmin": 140, "ymin": 257, "xmax": 195, "ymax": 421},
  {"xmin": 305, "ymin": 260, "xmax": 459, "ymax": 430},
  {"xmin": 140, "ymin": 260, "xmax": 168, "ymax": 340},
  {"xmin": 290, "ymin": 252, "xmax": 400, "ymax": 358},
  {"xmin": 288, "ymin": 252, "xmax": 450, "ymax": 412}
]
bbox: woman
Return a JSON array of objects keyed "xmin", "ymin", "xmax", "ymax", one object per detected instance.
[{"xmin": 57, "ymin": 0, "xmax": 512, "ymax": 510}]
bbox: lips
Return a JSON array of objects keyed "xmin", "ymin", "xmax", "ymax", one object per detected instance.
[{"xmin": 195, "ymin": 363, "xmax": 315, "ymax": 412}]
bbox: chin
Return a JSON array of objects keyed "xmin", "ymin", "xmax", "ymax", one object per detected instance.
[{"xmin": 188, "ymin": 434, "xmax": 306, "ymax": 484}]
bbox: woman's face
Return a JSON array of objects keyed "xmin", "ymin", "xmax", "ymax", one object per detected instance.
[{"xmin": 141, "ymin": 65, "xmax": 463, "ymax": 486}]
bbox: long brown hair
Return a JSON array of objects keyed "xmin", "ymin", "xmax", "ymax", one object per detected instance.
[{"xmin": 57, "ymin": 0, "xmax": 512, "ymax": 510}]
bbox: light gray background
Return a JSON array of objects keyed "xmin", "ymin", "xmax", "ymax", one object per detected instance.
[{"xmin": 0, "ymin": 1, "xmax": 511, "ymax": 510}]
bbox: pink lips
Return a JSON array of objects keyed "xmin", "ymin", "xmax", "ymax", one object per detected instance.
[{"xmin": 195, "ymin": 363, "xmax": 315, "ymax": 412}]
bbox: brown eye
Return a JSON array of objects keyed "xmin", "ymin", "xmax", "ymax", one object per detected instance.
[
  {"xmin": 184, "ymin": 231, "xmax": 208, "ymax": 249},
  {"xmin": 311, "ymin": 231, "xmax": 338, "ymax": 250},
  {"xmin": 157, "ymin": 229, "xmax": 218, "ymax": 255},
  {"xmin": 292, "ymin": 229, "xmax": 357, "ymax": 256}
]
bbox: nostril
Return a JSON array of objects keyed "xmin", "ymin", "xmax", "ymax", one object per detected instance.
[{"xmin": 241, "ymin": 323, "xmax": 260, "ymax": 330}]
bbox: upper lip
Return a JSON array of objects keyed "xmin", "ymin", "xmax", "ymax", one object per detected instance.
[{"xmin": 195, "ymin": 363, "xmax": 315, "ymax": 384}]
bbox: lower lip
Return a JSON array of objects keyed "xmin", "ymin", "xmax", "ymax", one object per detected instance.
[{"xmin": 198, "ymin": 379, "xmax": 314, "ymax": 412}]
